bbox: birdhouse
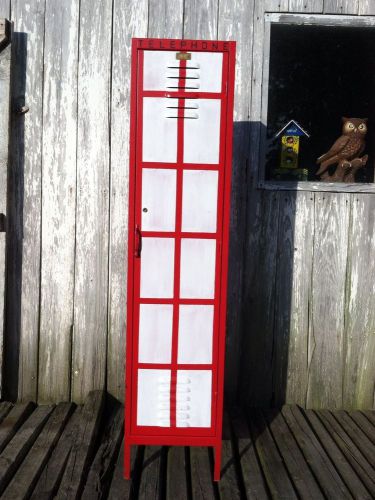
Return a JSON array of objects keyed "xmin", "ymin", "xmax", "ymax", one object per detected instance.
[{"xmin": 274, "ymin": 120, "xmax": 310, "ymax": 180}]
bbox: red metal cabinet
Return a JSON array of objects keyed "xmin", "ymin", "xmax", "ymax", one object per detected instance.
[{"xmin": 125, "ymin": 38, "xmax": 236, "ymax": 481}]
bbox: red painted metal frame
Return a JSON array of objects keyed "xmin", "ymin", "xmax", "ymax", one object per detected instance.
[{"xmin": 124, "ymin": 38, "xmax": 236, "ymax": 482}]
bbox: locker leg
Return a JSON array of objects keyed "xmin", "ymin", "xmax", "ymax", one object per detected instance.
[
  {"xmin": 124, "ymin": 443, "xmax": 131, "ymax": 479},
  {"xmin": 213, "ymin": 443, "xmax": 222, "ymax": 482}
]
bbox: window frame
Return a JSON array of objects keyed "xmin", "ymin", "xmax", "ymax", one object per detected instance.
[{"xmin": 258, "ymin": 13, "xmax": 375, "ymax": 193}]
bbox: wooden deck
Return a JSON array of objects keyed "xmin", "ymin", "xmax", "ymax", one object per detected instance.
[{"xmin": 0, "ymin": 392, "xmax": 372, "ymax": 499}]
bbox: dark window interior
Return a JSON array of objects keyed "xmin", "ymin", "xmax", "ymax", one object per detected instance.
[{"xmin": 266, "ymin": 23, "xmax": 375, "ymax": 182}]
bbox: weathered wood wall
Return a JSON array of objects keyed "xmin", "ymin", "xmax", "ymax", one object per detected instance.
[{"xmin": 0, "ymin": 0, "xmax": 373, "ymax": 408}]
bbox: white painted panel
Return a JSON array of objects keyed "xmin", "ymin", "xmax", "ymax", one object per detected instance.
[
  {"xmin": 140, "ymin": 237, "xmax": 174, "ymax": 298},
  {"xmin": 180, "ymin": 239, "xmax": 216, "ymax": 299},
  {"xmin": 138, "ymin": 304, "xmax": 173, "ymax": 363},
  {"xmin": 176, "ymin": 370, "xmax": 212, "ymax": 427},
  {"xmin": 142, "ymin": 169, "xmax": 176, "ymax": 231},
  {"xmin": 143, "ymin": 50, "xmax": 176, "ymax": 90},
  {"xmin": 137, "ymin": 369, "xmax": 170, "ymax": 426},
  {"xmin": 183, "ymin": 100, "xmax": 221, "ymax": 164},
  {"xmin": 143, "ymin": 98, "xmax": 177, "ymax": 163},
  {"xmin": 178, "ymin": 305, "xmax": 214, "ymax": 364},
  {"xmin": 182, "ymin": 170, "xmax": 218, "ymax": 232},
  {"xmin": 143, "ymin": 51, "xmax": 222, "ymax": 93},
  {"xmin": 189, "ymin": 52, "xmax": 223, "ymax": 92}
]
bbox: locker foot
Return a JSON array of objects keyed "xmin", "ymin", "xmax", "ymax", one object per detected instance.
[
  {"xmin": 213, "ymin": 444, "xmax": 222, "ymax": 481},
  {"xmin": 124, "ymin": 444, "xmax": 131, "ymax": 479}
]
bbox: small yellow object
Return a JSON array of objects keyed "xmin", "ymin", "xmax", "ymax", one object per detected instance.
[{"xmin": 280, "ymin": 135, "xmax": 299, "ymax": 169}]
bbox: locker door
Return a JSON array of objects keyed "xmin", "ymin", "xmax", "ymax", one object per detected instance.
[
  {"xmin": 125, "ymin": 40, "xmax": 235, "ymax": 475},
  {"xmin": 132, "ymin": 48, "xmax": 226, "ymax": 435}
]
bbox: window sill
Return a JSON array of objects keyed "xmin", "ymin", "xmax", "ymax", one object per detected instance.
[{"xmin": 258, "ymin": 181, "xmax": 375, "ymax": 194}]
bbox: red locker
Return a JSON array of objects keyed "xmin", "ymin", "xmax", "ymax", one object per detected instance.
[{"xmin": 125, "ymin": 38, "xmax": 236, "ymax": 481}]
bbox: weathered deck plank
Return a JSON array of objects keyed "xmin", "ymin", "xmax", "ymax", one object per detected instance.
[
  {"xmin": 107, "ymin": 439, "xmax": 139, "ymax": 500},
  {"xmin": 138, "ymin": 446, "xmax": 164, "ymax": 500},
  {"xmin": 304, "ymin": 409, "xmax": 372, "ymax": 499},
  {"xmin": 282, "ymin": 405, "xmax": 352, "ymax": 499},
  {"xmin": 264, "ymin": 409, "xmax": 323, "ymax": 499},
  {"xmin": 348, "ymin": 411, "xmax": 375, "ymax": 445},
  {"xmin": 82, "ymin": 404, "xmax": 123, "ymax": 499},
  {"xmin": 0, "ymin": 402, "xmax": 12, "ymax": 424},
  {"xmin": 166, "ymin": 447, "xmax": 188, "ymax": 500},
  {"xmin": 31, "ymin": 407, "xmax": 82, "ymax": 499},
  {"xmin": 332, "ymin": 409, "xmax": 375, "ymax": 465},
  {"xmin": 248, "ymin": 408, "xmax": 298, "ymax": 499},
  {"xmin": 0, "ymin": 403, "xmax": 35, "ymax": 454},
  {"xmin": 3, "ymin": 403, "xmax": 74, "ymax": 499},
  {"xmin": 56, "ymin": 391, "xmax": 105, "ymax": 499},
  {"xmin": 230, "ymin": 408, "xmax": 269, "ymax": 499},
  {"xmin": 218, "ymin": 416, "xmax": 242, "ymax": 499},
  {"xmin": 0, "ymin": 405, "xmax": 54, "ymax": 494},
  {"xmin": 362, "ymin": 411, "xmax": 375, "ymax": 427},
  {"xmin": 190, "ymin": 447, "xmax": 216, "ymax": 499},
  {"xmin": 315, "ymin": 410, "xmax": 375, "ymax": 496}
]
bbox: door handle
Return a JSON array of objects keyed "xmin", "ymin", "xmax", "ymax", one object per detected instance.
[{"xmin": 134, "ymin": 225, "xmax": 142, "ymax": 258}]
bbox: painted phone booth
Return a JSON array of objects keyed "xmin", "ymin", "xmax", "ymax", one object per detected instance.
[{"xmin": 125, "ymin": 38, "xmax": 236, "ymax": 481}]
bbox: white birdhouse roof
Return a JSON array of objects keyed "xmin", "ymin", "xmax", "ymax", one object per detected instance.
[{"xmin": 275, "ymin": 120, "xmax": 310, "ymax": 138}]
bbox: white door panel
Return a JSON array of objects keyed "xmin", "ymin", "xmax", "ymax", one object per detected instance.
[
  {"xmin": 183, "ymin": 100, "xmax": 221, "ymax": 164},
  {"xmin": 181, "ymin": 170, "xmax": 218, "ymax": 232},
  {"xmin": 177, "ymin": 305, "xmax": 214, "ymax": 364},
  {"xmin": 176, "ymin": 370, "xmax": 212, "ymax": 427},
  {"xmin": 137, "ymin": 369, "xmax": 171, "ymax": 426},
  {"xmin": 140, "ymin": 237, "xmax": 174, "ymax": 298},
  {"xmin": 142, "ymin": 169, "xmax": 176, "ymax": 231},
  {"xmin": 143, "ymin": 51, "xmax": 176, "ymax": 90},
  {"xmin": 180, "ymin": 239, "xmax": 216, "ymax": 298},
  {"xmin": 143, "ymin": 98, "xmax": 177, "ymax": 163},
  {"xmin": 138, "ymin": 304, "xmax": 173, "ymax": 363}
]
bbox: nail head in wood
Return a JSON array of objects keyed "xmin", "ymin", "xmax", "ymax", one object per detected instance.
[
  {"xmin": 0, "ymin": 214, "xmax": 5, "ymax": 233},
  {"xmin": 16, "ymin": 106, "xmax": 29, "ymax": 115}
]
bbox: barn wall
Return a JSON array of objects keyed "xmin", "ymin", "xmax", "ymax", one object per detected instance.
[{"xmin": 0, "ymin": 0, "xmax": 373, "ymax": 407}]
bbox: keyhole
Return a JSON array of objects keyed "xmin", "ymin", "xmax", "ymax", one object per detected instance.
[{"xmin": 143, "ymin": 207, "xmax": 148, "ymax": 213}]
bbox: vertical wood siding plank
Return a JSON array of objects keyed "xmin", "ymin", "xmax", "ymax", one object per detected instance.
[
  {"xmin": 273, "ymin": 192, "xmax": 314, "ymax": 407},
  {"xmin": 147, "ymin": 0, "xmax": 183, "ymax": 38},
  {"xmin": 107, "ymin": 0, "xmax": 148, "ymax": 402},
  {"xmin": 288, "ymin": 0, "xmax": 324, "ymax": 12},
  {"xmin": 0, "ymin": 3, "xmax": 9, "ymax": 19},
  {"xmin": 72, "ymin": 0, "xmax": 113, "ymax": 403},
  {"xmin": 307, "ymin": 193, "xmax": 350, "ymax": 408},
  {"xmin": 241, "ymin": 192, "xmax": 280, "ymax": 407},
  {"xmin": 0, "ymin": 38, "xmax": 11, "ymax": 399},
  {"xmin": 183, "ymin": 0, "xmax": 218, "ymax": 39},
  {"xmin": 263, "ymin": 0, "xmax": 289, "ymax": 11},
  {"xmin": 6, "ymin": 0, "xmax": 45, "ymax": 402},
  {"xmin": 344, "ymin": 195, "xmax": 375, "ymax": 409},
  {"xmin": 359, "ymin": 1, "xmax": 375, "ymax": 14},
  {"xmin": 38, "ymin": 0, "xmax": 79, "ymax": 404},
  {"xmin": 240, "ymin": 1, "xmax": 285, "ymax": 407},
  {"xmin": 217, "ymin": 0, "xmax": 255, "ymax": 399},
  {"xmin": 323, "ymin": 0, "xmax": 359, "ymax": 15}
]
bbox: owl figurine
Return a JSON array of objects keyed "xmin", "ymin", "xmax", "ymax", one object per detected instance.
[{"xmin": 316, "ymin": 117, "xmax": 367, "ymax": 177}]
